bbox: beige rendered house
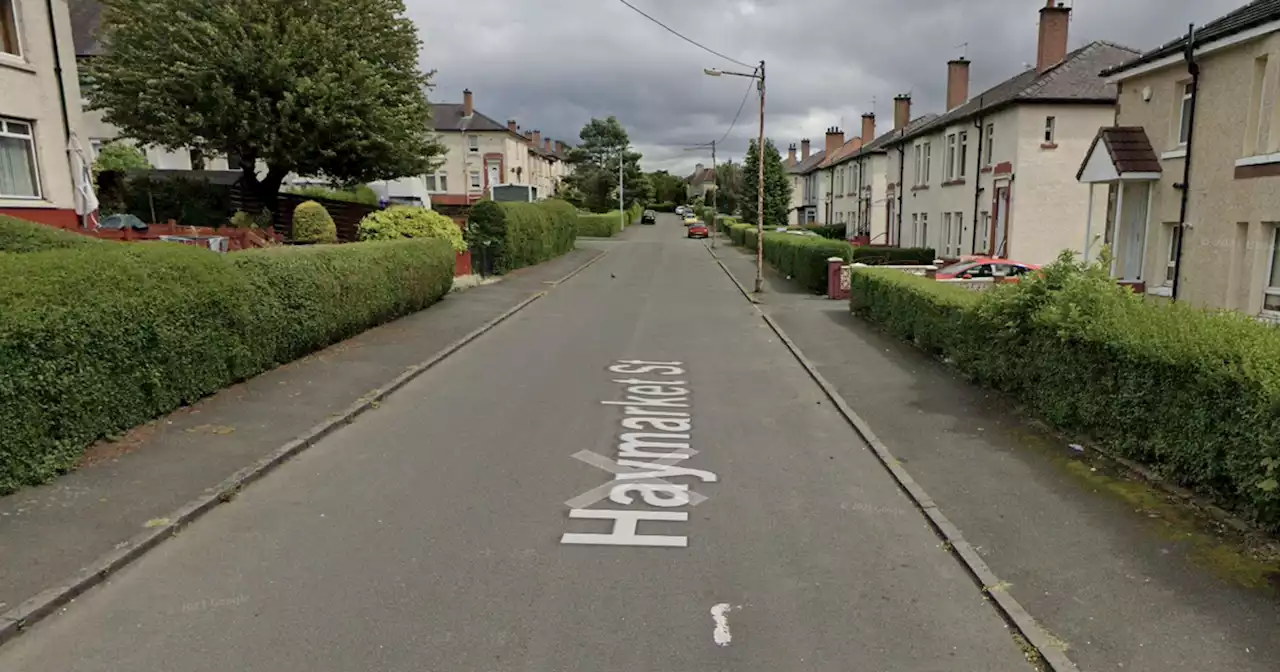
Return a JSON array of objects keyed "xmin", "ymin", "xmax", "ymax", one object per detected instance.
[
  {"xmin": 885, "ymin": 1, "xmax": 1137, "ymax": 265},
  {"xmin": 1079, "ymin": 0, "xmax": 1280, "ymax": 317},
  {"xmin": 815, "ymin": 127, "xmax": 864, "ymax": 230},
  {"xmin": 785, "ymin": 138, "xmax": 824, "ymax": 226},
  {"xmin": 1, "ymin": 0, "xmax": 90, "ymax": 226}
]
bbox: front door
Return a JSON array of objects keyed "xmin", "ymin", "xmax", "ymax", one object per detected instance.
[
  {"xmin": 486, "ymin": 160, "xmax": 501, "ymax": 192},
  {"xmin": 1119, "ymin": 182, "xmax": 1151, "ymax": 282},
  {"xmin": 993, "ymin": 186, "xmax": 1009, "ymax": 257}
]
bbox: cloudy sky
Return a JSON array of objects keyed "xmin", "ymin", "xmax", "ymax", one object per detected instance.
[{"xmin": 408, "ymin": 0, "xmax": 1243, "ymax": 175}]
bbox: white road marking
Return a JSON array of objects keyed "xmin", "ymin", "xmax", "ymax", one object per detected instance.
[{"xmin": 711, "ymin": 603, "xmax": 734, "ymax": 647}]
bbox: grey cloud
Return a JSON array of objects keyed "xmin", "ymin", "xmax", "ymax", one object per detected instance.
[{"xmin": 410, "ymin": 0, "xmax": 1243, "ymax": 174}]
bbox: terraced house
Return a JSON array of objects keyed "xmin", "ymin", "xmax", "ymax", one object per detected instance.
[
  {"xmin": 785, "ymin": 138, "xmax": 825, "ymax": 225},
  {"xmin": 814, "ymin": 126, "xmax": 863, "ymax": 230},
  {"xmin": 427, "ymin": 89, "xmax": 570, "ymax": 206},
  {"xmin": 885, "ymin": 1, "xmax": 1138, "ymax": 265},
  {"xmin": 1078, "ymin": 0, "xmax": 1280, "ymax": 318},
  {"xmin": 1, "ymin": 0, "xmax": 91, "ymax": 226}
]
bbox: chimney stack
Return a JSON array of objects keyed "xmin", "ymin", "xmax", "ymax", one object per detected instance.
[
  {"xmin": 787, "ymin": 143, "xmax": 797, "ymax": 163},
  {"xmin": 801, "ymin": 139, "xmax": 811, "ymax": 160},
  {"xmin": 463, "ymin": 89, "xmax": 474, "ymax": 117},
  {"xmin": 894, "ymin": 95, "xmax": 912, "ymax": 131},
  {"xmin": 946, "ymin": 59, "xmax": 970, "ymax": 111},
  {"xmin": 861, "ymin": 113, "xmax": 876, "ymax": 146},
  {"xmin": 507, "ymin": 119, "xmax": 518, "ymax": 133},
  {"xmin": 545, "ymin": 138, "xmax": 553, "ymax": 153},
  {"xmin": 825, "ymin": 126, "xmax": 844, "ymax": 157},
  {"xmin": 1037, "ymin": 1, "xmax": 1072, "ymax": 73},
  {"xmin": 556, "ymin": 141, "xmax": 566, "ymax": 154},
  {"xmin": 531, "ymin": 130, "xmax": 542, "ymax": 147}
]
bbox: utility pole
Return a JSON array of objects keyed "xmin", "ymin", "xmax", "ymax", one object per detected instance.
[
  {"xmin": 618, "ymin": 148, "xmax": 625, "ymax": 232},
  {"xmin": 754, "ymin": 60, "xmax": 766, "ymax": 293}
]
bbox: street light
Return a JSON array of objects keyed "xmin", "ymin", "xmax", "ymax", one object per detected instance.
[{"xmin": 705, "ymin": 60, "xmax": 766, "ymax": 293}]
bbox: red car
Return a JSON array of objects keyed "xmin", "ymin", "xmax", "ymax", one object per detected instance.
[
  {"xmin": 687, "ymin": 222, "xmax": 709, "ymax": 239},
  {"xmin": 934, "ymin": 257, "xmax": 1040, "ymax": 280}
]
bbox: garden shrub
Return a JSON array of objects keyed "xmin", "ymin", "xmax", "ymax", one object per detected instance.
[
  {"xmin": 0, "ymin": 215, "xmax": 105, "ymax": 252},
  {"xmin": 849, "ymin": 246, "xmax": 936, "ymax": 265},
  {"xmin": 286, "ymin": 183, "xmax": 379, "ymax": 206},
  {"xmin": 467, "ymin": 199, "xmax": 577, "ymax": 273},
  {"xmin": 650, "ymin": 201, "xmax": 676, "ymax": 212},
  {"xmin": 357, "ymin": 206, "xmax": 465, "ymax": 252},
  {"xmin": 0, "ymin": 238, "xmax": 454, "ymax": 494},
  {"xmin": 849, "ymin": 253, "xmax": 1280, "ymax": 529},
  {"xmin": 292, "ymin": 201, "xmax": 338, "ymax": 244},
  {"xmin": 805, "ymin": 224, "xmax": 846, "ymax": 240}
]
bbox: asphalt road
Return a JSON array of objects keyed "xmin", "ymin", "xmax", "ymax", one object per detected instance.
[{"xmin": 0, "ymin": 215, "xmax": 1031, "ymax": 671}]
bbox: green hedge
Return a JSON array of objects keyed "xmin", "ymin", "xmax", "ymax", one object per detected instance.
[
  {"xmin": 467, "ymin": 199, "xmax": 577, "ymax": 273},
  {"xmin": 849, "ymin": 255, "xmax": 1280, "ymax": 529},
  {"xmin": 0, "ymin": 215, "xmax": 105, "ymax": 252},
  {"xmin": 805, "ymin": 224, "xmax": 846, "ymax": 240},
  {"xmin": 850, "ymin": 246, "xmax": 937, "ymax": 265},
  {"xmin": 650, "ymin": 201, "xmax": 676, "ymax": 212},
  {"xmin": 0, "ymin": 239, "xmax": 454, "ymax": 494},
  {"xmin": 577, "ymin": 213, "xmax": 621, "ymax": 237}
]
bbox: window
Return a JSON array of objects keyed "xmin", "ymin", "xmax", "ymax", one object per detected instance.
[
  {"xmin": 1, "ymin": 0, "xmax": 20, "ymax": 57},
  {"xmin": 984, "ymin": 123, "xmax": 995, "ymax": 164},
  {"xmin": 979, "ymin": 211, "xmax": 991, "ymax": 253},
  {"xmin": 837, "ymin": 166, "xmax": 844, "ymax": 194},
  {"xmin": 89, "ymin": 139, "xmax": 103, "ymax": 160},
  {"xmin": 945, "ymin": 133, "xmax": 958, "ymax": 180},
  {"xmin": 1165, "ymin": 224, "xmax": 1181, "ymax": 286},
  {"xmin": 848, "ymin": 164, "xmax": 857, "ymax": 196},
  {"xmin": 425, "ymin": 173, "xmax": 448, "ymax": 192},
  {"xmin": 1044, "ymin": 116, "xmax": 1056, "ymax": 144},
  {"xmin": 1267, "ymin": 228, "xmax": 1280, "ymax": 312},
  {"xmin": 913, "ymin": 144, "xmax": 923, "ymax": 185},
  {"xmin": 923, "ymin": 142, "xmax": 932, "ymax": 184},
  {"xmin": 0, "ymin": 117, "xmax": 40, "ymax": 198},
  {"xmin": 958, "ymin": 131, "xmax": 968, "ymax": 178},
  {"xmin": 911, "ymin": 213, "xmax": 919, "ymax": 246},
  {"xmin": 920, "ymin": 212, "xmax": 928, "ymax": 248},
  {"xmin": 469, "ymin": 171, "xmax": 481, "ymax": 190},
  {"xmin": 1249, "ymin": 55, "xmax": 1273, "ymax": 156},
  {"xmin": 942, "ymin": 213, "xmax": 953, "ymax": 255},
  {"xmin": 1178, "ymin": 82, "xmax": 1194, "ymax": 146},
  {"xmin": 468, "ymin": 135, "xmax": 479, "ymax": 152}
]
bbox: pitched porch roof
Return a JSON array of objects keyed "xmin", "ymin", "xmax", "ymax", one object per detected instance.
[{"xmin": 1077, "ymin": 127, "xmax": 1162, "ymax": 183}]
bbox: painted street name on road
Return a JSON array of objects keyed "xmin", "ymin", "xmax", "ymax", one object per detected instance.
[{"xmin": 560, "ymin": 360, "xmax": 718, "ymax": 548}]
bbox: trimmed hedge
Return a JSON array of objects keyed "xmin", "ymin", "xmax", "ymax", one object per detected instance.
[
  {"xmin": 850, "ymin": 246, "xmax": 936, "ymax": 265},
  {"xmin": 0, "ymin": 239, "xmax": 454, "ymax": 494},
  {"xmin": 577, "ymin": 213, "xmax": 622, "ymax": 237},
  {"xmin": 805, "ymin": 224, "xmax": 846, "ymax": 240},
  {"xmin": 849, "ymin": 255, "xmax": 1280, "ymax": 529},
  {"xmin": 467, "ymin": 199, "xmax": 577, "ymax": 273},
  {"xmin": 0, "ymin": 215, "xmax": 105, "ymax": 252}
]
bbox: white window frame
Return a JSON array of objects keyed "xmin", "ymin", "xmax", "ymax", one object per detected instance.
[
  {"xmin": 911, "ymin": 213, "xmax": 919, "ymax": 246},
  {"xmin": 1265, "ymin": 227, "xmax": 1280, "ymax": 313},
  {"xmin": 1252, "ymin": 55, "xmax": 1272, "ymax": 156},
  {"xmin": 1165, "ymin": 224, "xmax": 1181, "ymax": 286},
  {"xmin": 1044, "ymin": 116, "xmax": 1056, "ymax": 144},
  {"xmin": 984, "ymin": 123, "xmax": 995, "ymax": 164},
  {"xmin": 958, "ymin": 131, "xmax": 968, "ymax": 178},
  {"xmin": 913, "ymin": 144, "xmax": 924, "ymax": 186},
  {"xmin": 0, "ymin": 116, "xmax": 42, "ymax": 199},
  {"xmin": 923, "ymin": 141, "xmax": 932, "ymax": 184},
  {"xmin": 425, "ymin": 172, "xmax": 448, "ymax": 193},
  {"xmin": 468, "ymin": 134, "xmax": 480, "ymax": 153},
  {"xmin": 942, "ymin": 212, "xmax": 953, "ymax": 255},
  {"xmin": 920, "ymin": 212, "xmax": 929, "ymax": 248},
  {"xmin": 979, "ymin": 211, "xmax": 991, "ymax": 254},
  {"xmin": 1178, "ymin": 82, "xmax": 1194, "ymax": 146},
  {"xmin": 945, "ymin": 133, "xmax": 958, "ymax": 180},
  {"xmin": 469, "ymin": 170, "xmax": 481, "ymax": 190},
  {"xmin": 1, "ymin": 0, "xmax": 23, "ymax": 59}
]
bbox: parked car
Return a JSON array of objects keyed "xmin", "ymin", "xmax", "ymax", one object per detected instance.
[
  {"xmin": 675, "ymin": 206, "xmax": 687, "ymax": 216},
  {"xmin": 683, "ymin": 215, "xmax": 699, "ymax": 226},
  {"xmin": 687, "ymin": 221, "xmax": 709, "ymax": 239},
  {"xmin": 934, "ymin": 258, "xmax": 1040, "ymax": 280},
  {"xmin": 641, "ymin": 210, "xmax": 657, "ymax": 224}
]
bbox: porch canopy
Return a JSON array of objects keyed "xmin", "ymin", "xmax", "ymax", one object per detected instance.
[{"xmin": 1076, "ymin": 127, "xmax": 1162, "ymax": 262}]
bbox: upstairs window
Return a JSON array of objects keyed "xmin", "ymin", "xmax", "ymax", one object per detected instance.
[
  {"xmin": 1, "ymin": 0, "xmax": 21, "ymax": 57},
  {"xmin": 1178, "ymin": 82, "xmax": 1194, "ymax": 146},
  {"xmin": 1044, "ymin": 116, "xmax": 1057, "ymax": 144}
]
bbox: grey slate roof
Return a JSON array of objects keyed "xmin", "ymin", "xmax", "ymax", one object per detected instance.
[
  {"xmin": 429, "ymin": 103, "xmax": 512, "ymax": 133},
  {"xmin": 69, "ymin": 0, "xmax": 105, "ymax": 57},
  {"xmin": 1103, "ymin": 0, "xmax": 1280, "ymax": 76},
  {"xmin": 829, "ymin": 114, "xmax": 939, "ymax": 167},
  {"xmin": 787, "ymin": 149, "xmax": 827, "ymax": 175},
  {"xmin": 892, "ymin": 41, "xmax": 1141, "ymax": 146}
]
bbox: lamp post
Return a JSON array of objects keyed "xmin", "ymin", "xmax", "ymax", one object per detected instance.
[{"xmin": 706, "ymin": 61, "xmax": 766, "ymax": 293}]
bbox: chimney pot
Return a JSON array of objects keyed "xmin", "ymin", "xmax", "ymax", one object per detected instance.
[
  {"xmin": 894, "ymin": 95, "xmax": 912, "ymax": 131},
  {"xmin": 1037, "ymin": 1, "xmax": 1072, "ymax": 73},
  {"xmin": 861, "ymin": 113, "xmax": 876, "ymax": 146},
  {"xmin": 787, "ymin": 143, "xmax": 797, "ymax": 163},
  {"xmin": 532, "ymin": 130, "xmax": 542, "ymax": 146},
  {"xmin": 801, "ymin": 139, "xmax": 811, "ymax": 160},
  {"xmin": 946, "ymin": 58, "xmax": 971, "ymax": 111},
  {"xmin": 507, "ymin": 119, "xmax": 518, "ymax": 133},
  {"xmin": 463, "ymin": 89, "xmax": 474, "ymax": 117}
]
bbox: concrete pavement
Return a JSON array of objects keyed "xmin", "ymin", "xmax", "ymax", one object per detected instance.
[
  {"xmin": 713, "ymin": 242, "xmax": 1280, "ymax": 672},
  {"xmin": 0, "ymin": 215, "xmax": 1032, "ymax": 671}
]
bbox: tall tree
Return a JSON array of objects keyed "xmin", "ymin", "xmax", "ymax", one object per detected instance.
[
  {"xmin": 714, "ymin": 161, "xmax": 743, "ymax": 215},
  {"xmin": 566, "ymin": 117, "xmax": 644, "ymax": 212},
  {"xmin": 646, "ymin": 170, "xmax": 686, "ymax": 205},
  {"xmin": 739, "ymin": 139, "xmax": 791, "ymax": 228},
  {"xmin": 88, "ymin": 0, "xmax": 443, "ymax": 222}
]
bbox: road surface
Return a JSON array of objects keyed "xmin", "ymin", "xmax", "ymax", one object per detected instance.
[{"xmin": 0, "ymin": 215, "xmax": 1032, "ymax": 671}]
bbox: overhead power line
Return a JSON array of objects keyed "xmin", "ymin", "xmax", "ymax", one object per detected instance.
[
  {"xmin": 717, "ymin": 70, "xmax": 757, "ymax": 145},
  {"xmin": 614, "ymin": 0, "xmax": 754, "ymax": 70}
]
